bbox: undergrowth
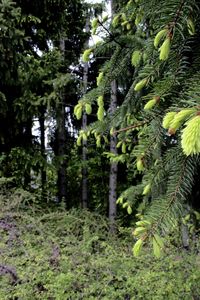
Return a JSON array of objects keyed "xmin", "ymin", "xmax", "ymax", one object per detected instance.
[{"xmin": 0, "ymin": 190, "xmax": 199, "ymax": 300}]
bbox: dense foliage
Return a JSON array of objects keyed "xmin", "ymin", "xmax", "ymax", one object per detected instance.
[
  {"xmin": 76, "ymin": 0, "xmax": 200, "ymax": 255},
  {"xmin": 0, "ymin": 0, "xmax": 200, "ymax": 297},
  {"xmin": 0, "ymin": 194, "xmax": 199, "ymax": 299}
]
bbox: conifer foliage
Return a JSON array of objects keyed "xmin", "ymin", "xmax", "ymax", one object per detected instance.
[{"xmin": 76, "ymin": 0, "xmax": 200, "ymax": 255}]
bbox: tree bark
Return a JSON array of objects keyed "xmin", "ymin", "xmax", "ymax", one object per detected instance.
[
  {"xmin": 39, "ymin": 106, "xmax": 47, "ymax": 200},
  {"xmin": 23, "ymin": 118, "xmax": 32, "ymax": 188},
  {"xmin": 109, "ymin": 79, "xmax": 118, "ymax": 232},
  {"xmin": 56, "ymin": 39, "xmax": 67, "ymax": 204},
  {"xmin": 109, "ymin": 0, "xmax": 118, "ymax": 232}
]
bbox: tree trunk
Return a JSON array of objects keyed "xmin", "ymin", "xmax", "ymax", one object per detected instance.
[
  {"xmin": 23, "ymin": 118, "xmax": 32, "ymax": 188},
  {"xmin": 39, "ymin": 106, "xmax": 47, "ymax": 201},
  {"xmin": 82, "ymin": 16, "xmax": 90, "ymax": 209},
  {"xmin": 109, "ymin": 79, "xmax": 118, "ymax": 231},
  {"xmin": 108, "ymin": 0, "xmax": 118, "ymax": 232},
  {"xmin": 56, "ymin": 96, "xmax": 67, "ymax": 203},
  {"xmin": 56, "ymin": 39, "xmax": 67, "ymax": 204}
]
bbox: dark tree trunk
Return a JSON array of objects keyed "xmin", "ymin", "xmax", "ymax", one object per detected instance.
[
  {"xmin": 23, "ymin": 118, "xmax": 32, "ymax": 188},
  {"xmin": 56, "ymin": 39, "xmax": 67, "ymax": 204},
  {"xmin": 56, "ymin": 96, "xmax": 67, "ymax": 203},
  {"xmin": 39, "ymin": 107, "xmax": 47, "ymax": 200}
]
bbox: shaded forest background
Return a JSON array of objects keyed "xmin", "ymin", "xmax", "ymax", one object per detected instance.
[{"xmin": 0, "ymin": 0, "xmax": 200, "ymax": 298}]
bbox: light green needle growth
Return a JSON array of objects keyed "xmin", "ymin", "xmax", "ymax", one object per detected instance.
[
  {"xmin": 97, "ymin": 106, "xmax": 104, "ymax": 121},
  {"xmin": 96, "ymin": 72, "xmax": 104, "ymax": 86},
  {"xmin": 167, "ymin": 109, "xmax": 196, "ymax": 134},
  {"xmin": 159, "ymin": 37, "xmax": 171, "ymax": 61},
  {"xmin": 112, "ymin": 15, "xmax": 119, "ymax": 27},
  {"xmin": 91, "ymin": 18, "xmax": 98, "ymax": 28},
  {"xmin": 133, "ymin": 239, "xmax": 143, "ymax": 257},
  {"xmin": 181, "ymin": 116, "xmax": 200, "ymax": 156},
  {"xmin": 137, "ymin": 159, "xmax": 144, "ymax": 171},
  {"xmin": 134, "ymin": 78, "xmax": 147, "ymax": 91},
  {"xmin": 97, "ymin": 95, "xmax": 104, "ymax": 107},
  {"xmin": 82, "ymin": 49, "xmax": 92, "ymax": 62},
  {"xmin": 154, "ymin": 29, "xmax": 167, "ymax": 48},
  {"xmin": 85, "ymin": 103, "xmax": 92, "ymax": 115},
  {"xmin": 131, "ymin": 50, "xmax": 142, "ymax": 67},
  {"xmin": 162, "ymin": 112, "xmax": 177, "ymax": 129},
  {"xmin": 142, "ymin": 184, "xmax": 151, "ymax": 195},
  {"xmin": 144, "ymin": 98, "xmax": 157, "ymax": 110}
]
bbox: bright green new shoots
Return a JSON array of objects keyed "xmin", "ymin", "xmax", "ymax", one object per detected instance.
[
  {"xmin": 97, "ymin": 106, "xmax": 104, "ymax": 121},
  {"xmin": 76, "ymin": 106, "xmax": 82, "ymax": 120},
  {"xmin": 126, "ymin": 23, "xmax": 131, "ymax": 30},
  {"xmin": 126, "ymin": 0, "xmax": 133, "ymax": 8},
  {"xmin": 96, "ymin": 72, "xmax": 104, "ymax": 87},
  {"xmin": 162, "ymin": 112, "xmax": 177, "ymax": 129},
  {"xmin": 142, "ymin": 184, "xmax": 151, "ymax": 195},
  {"xmin": 144, "ymin": 98, "xmax": 157, "ymax": 110},
  {"xmin": 131, "ymin": 50, "xmax": 142, "ymax": 67},
  {"xmin": 134, "ymin": 78, "xmax": 147, "ymax": 91},
  {"xmin": 127, "ymin": 205, "xmax": 132, "ymax": 215},
  {"xmin": 116, "ymin": 141, "xmax": 122, "ymax": 148},
  {"xmin": 96, "ymin": 136, "xmax": 101, "ymax": 147},
  {"xmin": 97, "ymin": 95, "xmax": 104, "ymax": 107},
  {"xmin": 77, "ymin": 135, "xmax": 82, "ymax": 146},
  {"xmin": 135, "ymin": 14, "xmax": 142, "ymax": 26},
  {"xmin": 181, "ymin": 115, "xmax": 200, "ymax": 156},
  {"xmin": 154, "ymin": 29, "xmax": 167, "ymax": 48},
  {"xmin": 168, "ymin": 109, "xmax": 196, "ymax": 134},
  {"xmin": 82, "ymin": 48, "xmax": 93, "ymax": 62},
  {"xmin": 91, "ymin": 18, "xmax": 98, "ymax": 28},
  {"xmin": 116, "ymin": 197, "xmax": 123, "ymax": 204},
  {"xmin": 137, "ymin": 158, "xmax": 144, "ymax": 171},
  {"xmin": 122, "ymin": 142, "xmax": 126, "ymax": 153},
  {"xmin": 82, "ymin": 133, "xmax": 87, "ymax": 141},
  {"xmin": 85, "ymin": 103, "xmax": 92, "ymax": 115},
  {"xmin": 133, "ymin": 239, "xmax": 143, "ymax": 257},
  {"xmin": 103, "ymin": 15, "xmax": 108, "ymax": 22},
  {"xmin": 159, "ymin": 37, "xmax": 171, "ymax": 61},
  {"xmin": 133, "ymin": 227, "xmax": 146, "ymax": 236},
  {"xmin": 112, "ymin": 15, "xmax": 119, "ymax": 27}
]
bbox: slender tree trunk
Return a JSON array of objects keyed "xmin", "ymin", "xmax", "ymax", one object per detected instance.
[
  {"xmin": 56, "ymin": 100, "xmax": 67, "ymax": 203},
  {"xmin": 56, "ymin": 39, "xmax": 67, "ymax": 204},
  {"xmin": 109, "ymin": 79, "xmax": 118, "ymax": 231},
  {"xmin": 82, "ymin": 17, "xmax": 90, "ymax": 209},
  {"xmin": 23, "ymin": 118, "xmax": 32, "ymax": 188},
  {"xmin": 109, "ymin": 0, "xmax": 118, "ymax": 232},
  {"xmin": 39, "ymin": 106, "xmax": 47, "ymax": 200}
]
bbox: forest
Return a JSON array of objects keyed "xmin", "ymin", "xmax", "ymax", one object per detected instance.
[{"xmin": 0, "ymin": 0, "xmax": 200, "ymax": 299}]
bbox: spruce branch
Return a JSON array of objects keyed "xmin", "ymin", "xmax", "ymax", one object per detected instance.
[{"xmin": 113, "ymin": 120, "xmax": 149, "ymax": 134}]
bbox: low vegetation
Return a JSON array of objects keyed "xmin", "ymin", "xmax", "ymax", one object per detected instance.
[{"xmin": 0, "ymin": 191, "xmax": 199, "ymax": 300}]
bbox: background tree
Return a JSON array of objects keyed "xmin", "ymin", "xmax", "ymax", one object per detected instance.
[{"xmin": 0, "ymin": 0, "xmax": 86, "ymax": 204}]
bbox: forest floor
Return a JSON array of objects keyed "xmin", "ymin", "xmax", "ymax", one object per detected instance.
[{"xmin": 0, "ymin": 193, "xmax": 199, "ymax": 300}]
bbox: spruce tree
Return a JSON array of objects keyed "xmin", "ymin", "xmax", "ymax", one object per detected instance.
[{"xmin": 77, "ymin": 0, "xmax": 200, "ymax": 255}]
